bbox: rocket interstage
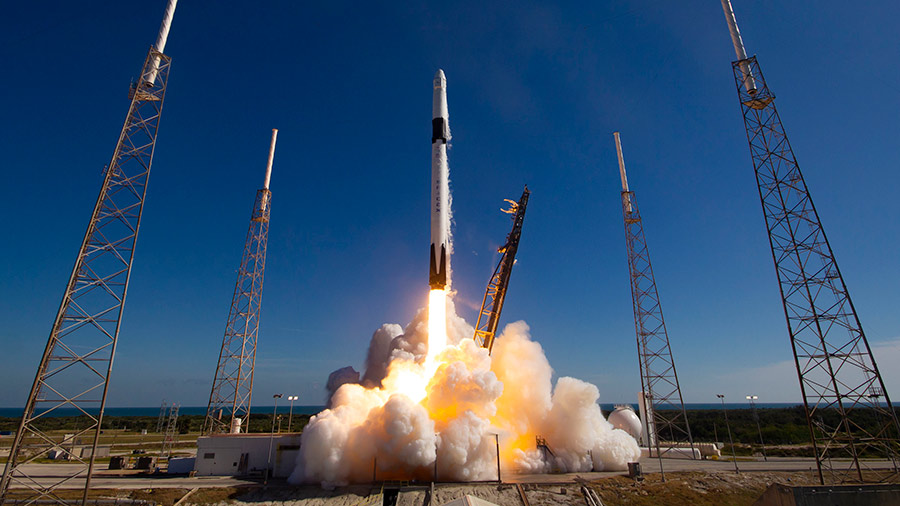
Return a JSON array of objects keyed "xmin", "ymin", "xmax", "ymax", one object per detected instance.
[{"xmin": 429, "ymin": 69, "xmax": 450, "ymax": 289}]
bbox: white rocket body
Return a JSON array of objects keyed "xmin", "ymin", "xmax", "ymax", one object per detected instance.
[{"xmin": 429, "ymin": 70, "xmax": 451, "ymax": 290}]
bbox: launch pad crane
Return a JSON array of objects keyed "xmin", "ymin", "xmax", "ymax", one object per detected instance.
[{"xmin": 474, "ymin": 186, "xmax": 530, "ymax": 354}]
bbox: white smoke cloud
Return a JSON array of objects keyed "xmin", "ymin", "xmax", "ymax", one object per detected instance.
[{"xmin": 290, "ymin": 299, "xmax": 640, "ymax": 487}]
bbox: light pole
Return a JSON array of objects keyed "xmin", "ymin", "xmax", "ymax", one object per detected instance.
[
  {"xmin": 645, "ymin": 392, "xmax": 665, "ymax": 482},
  {"xmin": 493, "ymin": 434, "xmax": 501, "ymax": 483},
  {"xmin": 746, "ymin": 395, "xmax": 767, "ymax": 462},
  {"xmin": 265, "ymin": 393, "xmax": 283, "ymax": 485},
  {"xmin": 287, "ymin": 395, "xmax": 298, "ymax": 432},
  {"xmin": 717, "ymin": 394, "xmax": 739, "ymax": 473}
]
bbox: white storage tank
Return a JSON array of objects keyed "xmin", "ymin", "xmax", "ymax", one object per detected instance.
[{"xmin": 608, "ymin": 405, "xmax": 642, "ymax": 440}]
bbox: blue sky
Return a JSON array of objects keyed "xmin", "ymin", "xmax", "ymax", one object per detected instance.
[{"xmin": 1, "ymin": 1, "xmax": 898, "ymax": 408}]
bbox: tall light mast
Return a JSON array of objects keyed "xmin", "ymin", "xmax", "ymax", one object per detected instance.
[
  {"xmin": 720, "ymin": 0, "xmax": 900, "ymax": 484},
  {"xmin": 0, "ymin": 2, "xmax": 177, "ymax": 504},
  {"xmin": 614, "ymin": 132, "xmax": 695, "ymax": 461},
  {"xmin": 203, "ymin": 129, "xmax": 278, "ymax": 435}
]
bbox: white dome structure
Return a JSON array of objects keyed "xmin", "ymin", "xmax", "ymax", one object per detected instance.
[{"xmin": 608, "ymin": 405, "xmax": 642, "ymax": 439}]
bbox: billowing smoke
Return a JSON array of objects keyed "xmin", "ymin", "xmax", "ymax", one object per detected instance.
[{"xmin": 289, "ymin": 298, "xmax": 640, "ymax": 487}]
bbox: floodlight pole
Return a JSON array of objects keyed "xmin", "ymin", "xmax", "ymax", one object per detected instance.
[
  {"xmin": 287, "ymin": 396, "xmax": 298, "ymax": 432},
  {"xmin": 746, "ymin": 395, "xmax": 767, "ymax": 461},
  {"xmin": 718, "ymin": 394, "xmax": 740, "ymax": 473},
  {"xmin": 265, "ymin": 394, "xmax": 282, "ymax": 485}
]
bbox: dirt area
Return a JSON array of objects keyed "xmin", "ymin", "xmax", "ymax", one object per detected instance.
[
  {"xmin": 7, "ymin": 471, "xmax": 896, "ymax": 505},
  {"xmin": 172, "ymin": 472, "xmax": 823, "ymax": 505},
  {"xmin": 587, "ymin": 471, "xmax": 822, "ymax": 506},
  {"xmin": 2, "ymin": 488, "xmax": 195, "ymax": 506}
]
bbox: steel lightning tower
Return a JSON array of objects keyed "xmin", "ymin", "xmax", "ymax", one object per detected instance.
[
  {"xmin": 720, "ymin": 0, "xmax": 900, "ymax": 484},
  {"xmin": 473, "ymin": 186, "xmax": 530, "ymax": 354},
  {"xmin": 0, "ymin": 2, "xmax": 176, "ymax": 504},
  {"xmin": 203, "ymin": 129, "xmax": 278, "ymax": 435},
  {"xmin": 615, "ymin": 132, "xmax": 695, "ymax": 460}
]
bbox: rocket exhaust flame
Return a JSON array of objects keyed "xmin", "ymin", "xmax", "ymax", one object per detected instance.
[
  {"xmin": 426, "ymin": 289, "xmax": 449, "ymax": 367},
  {"xmin": 290, "ymin": 298, "xmax": 642, "ymax": 486}
]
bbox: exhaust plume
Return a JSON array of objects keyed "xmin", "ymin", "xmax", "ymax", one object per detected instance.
[{"xmin": 290, "ymin": 298, "xmax": 640, "ymax": 487}]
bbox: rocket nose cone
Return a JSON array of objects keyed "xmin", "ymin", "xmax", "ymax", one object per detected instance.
[{"xmin": 433, "ymin": 69, "xmax": 446, "ymax": 89}]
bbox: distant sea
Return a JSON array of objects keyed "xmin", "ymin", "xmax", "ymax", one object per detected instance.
[
  {"xmin": 0, "ymin": 403, "xmax": 816, "ymax": 419},
  {"xmin": 0, "ymin": 405, "xmax": 326, "ymax": 418},
  {"xmin": 601, "ymin": 402, "xmax": 804, "ymax": 412}
]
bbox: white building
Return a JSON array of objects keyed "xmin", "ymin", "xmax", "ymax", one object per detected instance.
[{"xmin": 194, "ymin": 433, "xmax": 301, "ymax": 478}]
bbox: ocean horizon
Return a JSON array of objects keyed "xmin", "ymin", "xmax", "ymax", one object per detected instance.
[{"xmin": 0, "ymin": 402, "xmax": 819, "ymax": 419}]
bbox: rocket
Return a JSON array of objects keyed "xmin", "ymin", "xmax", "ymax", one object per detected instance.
[{"xmin": 429, "ymin": 69, "xmax": 451, "ymax": 289}]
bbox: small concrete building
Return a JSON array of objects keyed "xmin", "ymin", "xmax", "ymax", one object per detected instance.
[{"xmin": 194, "ymin": 433, "xmax": 301, "ymax": 478}]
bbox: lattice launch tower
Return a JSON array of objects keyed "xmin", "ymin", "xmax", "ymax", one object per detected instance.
[
  {"xmin": 614, "ymin": 132, "xmax": 695, "ymax": 459},
  {"xmin": 203, "ymin": 129, "xmax": 278, "ymax": 435},
  {"xmin": 720, "ymin": 0, "xmax": 900, "ymax": 483},
  {"xmin": 0, "ymin": 1, "xmax": 178, "ymax": 504}
]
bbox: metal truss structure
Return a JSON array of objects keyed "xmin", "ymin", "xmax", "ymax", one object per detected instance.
[
  {"xmin": 731, "ymin": 56, "xmax": 900, "ymax": 483},
  {"xmin": 156, "ymin": 400, "xmax": 167, "ymax": 433},
  {"xmin": 160, "ymin": 404, "xmax": 180, "ymax": 462},
  {"xmin": 474, "ymin": 186, "xmax": 530, "ymax": 354},
  {"xmin": 614, "ymin": 132, "xmax": 695, "ymax": 460},
  {"xmin": 621, "ymin": 191, "xmax": 695, "ymax": 458},
  {"xmin": 203, "ymin": 184, "xmax": 273, "ymax": 435},
  {"xmin": 0, "ymin": 48, "xmax": 171, "ymax": 506}
]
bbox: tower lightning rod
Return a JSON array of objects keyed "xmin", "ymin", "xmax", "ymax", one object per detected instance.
[
  {"xmin": 613, "ymin": 132, "xmax": 631, "ymax": 212},
  {"xmin": 719, "ymin": 0, "xmax": 757, "ymax": 94},
  {"xmin": 264, "ymin": 129, "xmax": 278, "ymax": 190},
  {"xmin": 261, "ymin": 128, "xmax": 277, "ymax": 212},
  {"xmin": 145, "ymin": 0, "xmax": 177, "ymax": 86}
]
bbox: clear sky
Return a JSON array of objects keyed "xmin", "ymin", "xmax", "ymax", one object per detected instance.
[{"xmin": 1, "ymin": 1, "xmax": 898, "ymax": 408}]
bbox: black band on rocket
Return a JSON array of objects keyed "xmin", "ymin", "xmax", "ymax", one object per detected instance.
[{"xmin": 432, "ymin": 118, "xmax": 448, "ymax": 143}]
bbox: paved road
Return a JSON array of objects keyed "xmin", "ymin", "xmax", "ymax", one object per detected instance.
[
  {"xmin": 4, "ymin": 465, "xmax": 256, "ymax": 489},
  {"xmin": 6, "ymin": 457, "xmax": 896, "ymax": 489}
]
